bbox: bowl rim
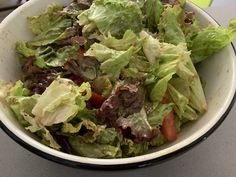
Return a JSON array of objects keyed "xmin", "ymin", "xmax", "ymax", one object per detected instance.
[{"xmin": 1, "ymin": 0, "xmax": 236, "ymax": 169}]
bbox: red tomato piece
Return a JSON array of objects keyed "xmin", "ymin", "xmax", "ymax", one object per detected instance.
[
  {"xmin": 161, "ymin": 111, "xmax": 177, "ymax": 142},
  {"xmin": 78, "ymin": 48, "xmax": 85, "ymax": 57},
  {"xmin": 90, "ymin": 92, "xmax": 106, "ymax": 108}
]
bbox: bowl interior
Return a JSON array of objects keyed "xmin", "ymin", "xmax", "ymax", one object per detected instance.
[{"xmin": 0, "ymin": 0, "xmax": 235, "ymax": 166}]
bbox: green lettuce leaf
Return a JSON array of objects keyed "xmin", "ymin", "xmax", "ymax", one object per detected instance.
[
  {"xmin": 141, "ymin": 0, "xmax": 164, "ymax": 33},
  {"xmin": 116, "ymin": 108, "xmax": 158, "ymax": 142},
  {"xmin": 27, "ymin": 3, "xmax": 63, "ymax": 35},
  {"xmin": 148, "ymin": 133, "xmax": 167, "ymax": 147},
  {"xmin": 78, "ymin": 0, "xmax": 143, "ymax": 38},
  {"xmin": 91, "ymin": 76, "xmax": 113, "ymax": 98},
  {"xmin": 69, "ymin": 136, "xmax": 122, "ymax": 158},
  {"xmin": 140, "ymin": 31, "xmax": 161, "ymax": 64},
  {"xmin": 121, "ymin": 138, "xmax": 149, "ymax": 157},
  {"xmin": 158, "ymin": 5, "xmax": 186, "ymax": 45},
  {"xmin": 3, "ymin": 81, "xmax": 36, "ymax": 126},
  {"xmin": 21, "ymin": 112, "xmax": 61, "ymax": 149},
  {"xmin": 68, "ymin": 126, "xmax": 122, "ymax": 158},
  {"xmin": 27, "ymin": 3, "xmax": 77, "ymax": 47},
  {"xmin": 150, "ymin": 73, "xmax": 174, "ymax": 102},
  {"xmin": 85, "ymin": 43, "xmax": 135, "ymax": 80},
  {"xmin": 32, "ymin": 78, "xmax": 92, "ymax": 126},
  {"xmin": 34, "ymin": 45, "xmax": 78, "ymax": 68},
  {"xmin": 188, "ymin": 19, "xmax": 236, "ymax": 64},
  {"xmin": 16, "ymin": 41, "xmax": 36, "ymax": 57},
  {"xmin": 148, "ymin": 103, "xmax": 173, "ymax": 127},
  {"xmin": 101, "ymin": 30, "xmax": 141, "ymax": 50},
  {"xmin": 28, "ymin": 21, "xmax": 75, "ymax": 47}
]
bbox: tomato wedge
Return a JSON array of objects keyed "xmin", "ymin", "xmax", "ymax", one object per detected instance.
[
  {"xmin": 162, "ymin": 95, "xmax": 169, "ymax": 104},
  {"xmin": 78, "ymin": 48, "xmax": 85, "ymax": 57},
  {"xmin": 161, "ymin": 94, "xmax": 177, "ymax": 142},
  {"xmin": 90, "ymin": 92, "xmax": 106, "ymax": 108},
  {"xmin": 161, "ymin": 110, "xmax": 177, "ymax": 142}
]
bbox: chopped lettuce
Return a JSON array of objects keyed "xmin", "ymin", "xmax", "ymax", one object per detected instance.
[
  {"xmin": 34, "ymin": 45, "xmax": 78, "ymax": 68},
  {"xmin": 78, "ymin": 0, "xmax": 143, "ymax": 38},
  {"xmin": 140, "ymin": 31, "xmax": 161, "ymax": 64},
  {"xmin": 3, "ymin": 0, "xmax": 235, "ymax": 159},
  {"xmin": 121, "ymin": 138, "xmax": 149, "ymax": 157},
  {"xmin": 188, "ymin": 19, "xmax": 236, "ymax": 64},
  {"xmin": 158, "ymin": 4, "xmax": 186, "ymax": 45},
  {"xmin": 117, "ymin": 108, "xmax": 159, "ymax": 142},
  {"xmin": 68, "ymin": 126, "xmax": 122, "ymax": 158},
  {"xmin": 4, "ymin": 81, "xmax": 36, "ymax": 126},
  {"xmin": 148, "ymin": 103, "xmax": 173, "ymax": 127},
  {"xmin": 101, "ymin": 30, "xmax": 141, "ymax": 51},
  {"xmin": 22, "ymin": 112, "xmax": 61, "ymax": 149},
  {"xmin": 27, "ymin": 3, "xmax": 63, "ymax": 35},
  {"xmin": 142, "ymin": 0, "xmax": 164, "ymax": 33},
  {"xmin": 32, "ymin": 78, "xmax": 92, "ymax": 126},
  {"xmin": 85, "ymin": 43, "xmax": 135, "ymax": 80},
  {"xmin": 69, "ymin": 136, "xmax": 122, "ymax": 158},
  {"xmin": 16, "ymin": 41, "xmax": 36, "ymax": 57}
]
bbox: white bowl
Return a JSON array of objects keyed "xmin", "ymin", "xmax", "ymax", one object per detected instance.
[{"xmin": 0, "ymin": 0, "xmax": 236, "ymax": 169}]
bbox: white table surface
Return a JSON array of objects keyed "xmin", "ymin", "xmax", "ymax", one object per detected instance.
[{"xmin": 1, "ymin": 2, "xmax": 236, "ymax": 177}]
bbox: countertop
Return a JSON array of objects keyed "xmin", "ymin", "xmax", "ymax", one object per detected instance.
[{"xmin": 1, "ymin": 2, "xmax": 236, "ymax": 177}]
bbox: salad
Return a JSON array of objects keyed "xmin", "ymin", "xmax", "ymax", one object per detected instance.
[{"xmin": 0, "ymin": 0, "xmax": 236, "ymax": 158}]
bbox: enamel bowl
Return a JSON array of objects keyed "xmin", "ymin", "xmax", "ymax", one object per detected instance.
[{"xmin": 0, "ymin": 0, "xmax": 235, "ymax": 169}]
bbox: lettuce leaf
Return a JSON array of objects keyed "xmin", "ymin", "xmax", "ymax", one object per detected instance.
[
  {"xmin": 69, "ymin": 136, "xmax": 122, "ymax": 158},
  {"xmin": 27, "ymin": 3, "xmax": 63, "ymax": 35},
  {"xmin": 16, "ymin": 41, "xmax": 36, "ymax": 57},
  {"xmin": 188, "ymin": 19, "xmax": 236, "ymax": 64},
  {"xmin": 68, "ymin": 125, "xmax": 122, "ymax": 158},
  {"xmin": 140, "ymin": 31, "xmax": 161, "ymax": 64},
  {"xmin": 27, "ymin": 3, "xmax": 78, "ymax": 47},
  {"xmin": 121, "ymin": 138, "xmax": 149, "ymax": 157},
  {"xmin": 1, "ymin": 80, "xmax": 60, "ymax": 149},
  {"xmin": 34, "ymin": 45, "xmax": 78, "ymax": 68},
  {"xmin": 158, "ymin": 5, "xmax": 186, "ymax": 45},
  {"xmin": 78, "ymin": 0, "xmax": 143, "ymax": 38},
  {"xmin": 142, "ymin": 0, "xmax": 164, "ymax": 33},
  {"xmin": 85, "ymin": 43, "xmax": 135, "ymax": 80},
  {"xmin": 117, "ymin": 108, "xmax": 159, "ymax": 143},
  {"xmin": 101, "ymin": 30, "xmax": 141, "ymax": 51},
  {"xmin": 32, "ymin": 78, "xmax": 92, "ymax": 126},
  {"xmin": 98, "ymin": 83, "xmax": 145, "ymax": 127},
  {"xmin": 147, "ymin": 103, "xmax": 173, "ymax": 127},
  {"xmin": 21, "ymin": 112, "xmax": 61, "ymax": 149},
  {"xmin": 4, "ymin": 81, "xmax": 36, "ymax": 126}
]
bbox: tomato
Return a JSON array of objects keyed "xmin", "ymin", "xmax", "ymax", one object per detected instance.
[
  {"xmin": 89, "ymin": 92, "xmax": 106, "ymax": 108},
  {"xmin": 161, "ymin": 110, "xmax": 177, "ymax": 142},
  {"xmin": 78, "ymin": 48, "xmax": 85, "ymax": 57},
  {"xmin": 162, "ymin": 95, "xmax": 169, "ymax": 104}
]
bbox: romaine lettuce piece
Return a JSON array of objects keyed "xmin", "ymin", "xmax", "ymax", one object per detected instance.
[
  {"xmin": 188, "ymin": 19, "xmax": 236, "ymax": 64},
  {"xmin": 16, "ymin": 41, "xmax": 36, "ymax": 57},
  {"xmin": 85, "ymin": 43, "xmax": 135, "ymax": 80},
  {"xmin": 147, "ymin": 103, "xmax": 173, "ymax": 127},
  {"xmin": 69, "ymin": 136, "xmax": 122, "ymax": 158},
  {"xmin": 34, "ymin": 45, "xmax": 78, "ymax": 68},
  {"xmin": 68, "ymin": 126, "xmax": 122, "ymax": 158},
  {"xmin": 142, "ymin": 0, "xmax": 164, "ymax": 32},
  {"xmin": 140, "ymin": 31, "xmax": 161, "ymax": 64},
  {"xmin": 158, "ymin": 5, "xmax": 186, "ymax": 45},
  {"xmin": 101, "ymin": 30, "xmax": 141, "ymax": 51},
  {"xmin": 22, "ymin": 112, "xmax": 61, "ymax": 149},
  {"xmin": 32, "ymin": 78, "xmax": 91, "ymax": 126},
  {"xmin": 78, "ymin": 0, "xmax": 143, "ymax": 38},
  {"xmin": 27, "ymin": 3, "xmax": 63, "ymax": 35},
  {"xmin": 121, "ymin": 138, "xmax": 149, "ymax": 157}
]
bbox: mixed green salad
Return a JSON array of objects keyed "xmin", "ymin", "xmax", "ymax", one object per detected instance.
[{"xmin": 1, "ymin": 0, "xmax": 236, "ymax": 158}]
